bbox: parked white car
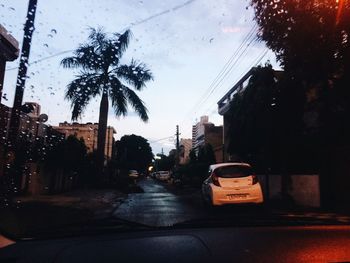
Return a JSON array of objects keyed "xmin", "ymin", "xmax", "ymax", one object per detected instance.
[
  {"xmin": 202, "ymin": 163, "xmax": 263, "ymax": 206},
  {"xmin": 156, "ymin": 171, "xmax": 170, "ymax": 181}
]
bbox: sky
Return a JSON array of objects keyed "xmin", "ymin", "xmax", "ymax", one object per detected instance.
[{"xmin": 1, "ymin": 0, "xmax": 278, "ymax": 154}]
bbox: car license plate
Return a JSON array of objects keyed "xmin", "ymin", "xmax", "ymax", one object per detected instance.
[{"xmin": 227, "ymin": 194, "xmax": 248, "ymax": 200}]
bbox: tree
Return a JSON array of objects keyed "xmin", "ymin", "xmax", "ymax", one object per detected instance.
[
  {"xmin": 197, "ymin": 144, "xmax": 216, "ymax": 165},
  {"xmin": 188, "ymin": 149, "xmax": 197, "ymax": 164},
  {"xmin": 114, "ymin": 134, "xmax": 153, "ymax": 173},
  {"xmin": 227, "ymin": 65, "xmax": 279, "ymax": 169},
  {"xmin": 155, "ymin": 153, "xmax": 176, "ymax": 171},
  {"xmin": 250, "ymin": 0, "xmax": 350, "ymax": 83},
  {"xmin": 61, "ymin": 28, "xmax": 153, "ymax": 175},
  {"xmin": 45, "ymin": 135, "xmax": 87, "ymax": 174},
  {"xmin": 250, "ymin": 0, "xmax": 350, "ymax": 206},
  {"xmin": 250, "ymin": 0, "xmax": 350, "ymax": 141}
]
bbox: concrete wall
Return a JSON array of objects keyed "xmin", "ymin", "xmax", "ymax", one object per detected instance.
[{"xmin": 258, "ymin": 174, "xmax": 320, "ymax": 207}]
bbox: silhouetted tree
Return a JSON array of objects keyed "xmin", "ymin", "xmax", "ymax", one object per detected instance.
[
  {"xmin": 44, "ymin": 135, "xmax": 87, "ymax": 188},
  {"xmin": 61, "ymin": 28, "xmax": 153, "ymax": 175},
  {"xmin": 189, "ymin": 149, "xmax": 197, "ymax": 164},
  {"xmin": 198, "ymin": 144, "xmax": 216, "ymax": 165},
  {"xmin": 250, "ymin": 0, "xmax": 350, "ymax": 206},
  {"xmin": 154, "ymin": 153, "xmax": 175, "ymax": 171},
  {"xmin": 114, "ymin": 134, "xmax": 153, "ymax": 173}
]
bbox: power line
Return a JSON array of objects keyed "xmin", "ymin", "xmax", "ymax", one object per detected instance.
[
  {"xmin": 124, "ymin": 0, "xmax": 196, "ymax": 30},
  {"xmin": 200, "ymin": 36, "xmax": 258, "ymax": 104},
  {"xmin": 202, "ymin": 48, "xmax": 269, "ymax": 116},
  {"xmin": 6, "ymin": 50, "xmax": 74, "ymax": 71},
  {"xmin": 180, "ymin": 47, "xmax": 269, "ymax": 137},
  {"xmin": 181, "ymin": 24, "xmax": 257, "ymax": 122},
  {"xmin": 148, "ymin": 136, "xmax": 174, "ymax": 143},
  {"xmin": 180, "ymin": 25, "xmax": 258, "ymax": 127},
  {"xmin": 180, "ymin": 37, "xmax": 258, "ymax": 131}
]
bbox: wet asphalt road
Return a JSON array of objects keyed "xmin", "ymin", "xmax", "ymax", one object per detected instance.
[
  {"xmin": 113, "ymin": 177, "xmax": 350, "ymax": 227},
  {"xmin": 113, "ymin": 177, "xmax": 206, "ymax": 226}
]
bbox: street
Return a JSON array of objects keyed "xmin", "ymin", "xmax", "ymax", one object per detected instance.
[
  {"xmin": 113, "ymin": 177, "xmax": 350, "ymax": 227},
  {"xmin": 113, "ymin": 177, "xmax": 206, "ymax": 226}
]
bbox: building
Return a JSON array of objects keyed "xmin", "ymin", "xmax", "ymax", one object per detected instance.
[
  {"xmin": 19, "ymin": 102, "xmax": 48, "ymax": 140},
  {"xmin": 217, "ymin": 67, "xmax": 282, "ymax": 161},
  {"xmin": 0, "ymin": 26, "xmax": 19, "ymax": 177},
  {"xmin": 203, "ymin": 124, "xmax": 223, "ymax": 163},
  {"xmin": 192, "ymin": 116, "xmax": 223, "ymax": 163},
  {"xmin": 179, "ymin": 138, "xmax": 192, "ymax": 164},
  {"xmin": 53, "ymin": 122, "xmax": 116, "ymax": 160},
  {"xmin": 192, "ymin": 115, "xmax": 209, "ymax": 152},
  {"xmin": 0, "ymin": 24, "xmax": 19, "ymax": 103}
]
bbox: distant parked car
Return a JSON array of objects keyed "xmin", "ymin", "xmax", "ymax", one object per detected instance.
[
  {"xmin": 156, "ymin": 171, "xmax": 171, "ymax": 181},
  {"xmin": 128, "ymin": 170, "xmax": 139, "ymax": 178},
  {"xmin": 201, "ymin": 163, "xmax": 263, "ymax": 206}
]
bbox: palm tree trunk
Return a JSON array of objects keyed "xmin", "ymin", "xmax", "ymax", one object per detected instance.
[{"xmin": 97, "ymin": 92, "xmax": 109, "ymax": 179}]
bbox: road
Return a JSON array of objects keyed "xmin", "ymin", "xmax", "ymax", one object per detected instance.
[
  {"xmin": 113, "ymin": 177, "xmax": 350, "ymax": 227},
  {"xmin": 113, "ymin": 177, "xmax": 206, "ymax": 226}
]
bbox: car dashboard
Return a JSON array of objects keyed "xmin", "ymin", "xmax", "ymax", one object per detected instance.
[{"xmin": 0, "ymin": 225, "xmax": 350, "ymax": 262}]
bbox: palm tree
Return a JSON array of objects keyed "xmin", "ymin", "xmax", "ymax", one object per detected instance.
[{"xmin": 61, "ymin": 28, "xmax": 153, "ymax": 175}]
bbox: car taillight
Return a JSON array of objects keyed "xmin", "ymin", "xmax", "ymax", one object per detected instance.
[
  {"xmin": 212, "ymin": 173, "xmax": 221, "ymax": 187},
  {"xmin": 252, "ymin": 175, "xmax": 258, "ymax": 185}
]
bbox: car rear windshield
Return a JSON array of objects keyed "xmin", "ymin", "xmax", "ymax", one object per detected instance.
[{"xmin": 214, "ymin": 166, "xmax": 253, "ymax": 178}]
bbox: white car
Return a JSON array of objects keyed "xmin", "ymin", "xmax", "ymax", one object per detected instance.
[
  {"xmin": 202, "ymin": 163, "xmax": 264, "ymax": 206},
  {"xmin": 156, "ymin": 171, "xmax": 170, "ymax": 181}
]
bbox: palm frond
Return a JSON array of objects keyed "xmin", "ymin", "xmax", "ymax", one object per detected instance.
[
  {"xmin": 88, "ymin": 27, "xmax": 107, "ymax": 49},
  {"xmin": 101, "ymin": 40, "xmax": 120, "ymax": 70},
  {"xmin": 109, "ymin": 77, "xmax": 128, "ymax": 117},
  {"xmin": 61, "ymin": 56, "xmax": 80, "ymax": 69},
  {"xmin": 61, "ymin": 44, "xmax": 102, "ymax": 71},
  {"xmin": 115, "ymin": 59, "xmax": 154, "ymax": 90},
  {"xmin": 123, "ymin": 86, "xmax": 149, "ymax": 122},
  {"xmin": 112, "ymin": 29, "xmax": 132, "ymax": 59},
  {"xmin": 65, "ymin": 73, "xmax": 102, "ymax": 120},
  {"xmin": 75, "ymin": 44, "xmax": 103, "ymax": 71}
]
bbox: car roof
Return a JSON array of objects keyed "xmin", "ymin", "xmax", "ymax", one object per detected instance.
[{"xmin": 209, "ymin": 162, "xmax": 251, "ymax": 170}]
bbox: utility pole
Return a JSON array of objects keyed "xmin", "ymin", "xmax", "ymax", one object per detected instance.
[
  {"xmin": 175, "ymin": 125, "xmax": 180, "ymax": 168},
  {"xmin": 8, "ymin": 0, "xmax": 38, "ymax": 148}
]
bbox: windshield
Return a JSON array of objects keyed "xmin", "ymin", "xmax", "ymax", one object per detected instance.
[{"xmin": 1, "ymin": 0, "xmax": 350, "ymax": 241}]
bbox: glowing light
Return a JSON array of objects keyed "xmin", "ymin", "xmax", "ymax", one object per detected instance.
[{"xmin": 336, "ymin": 0, "xmax": 345, "ymax": 25}]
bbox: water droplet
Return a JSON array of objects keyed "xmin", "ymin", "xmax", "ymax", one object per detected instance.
[
  {"xmin": 8, "ymin": 7, "xmax": 15, "ymax": 11},
  {"xmin": 43, "ymin": 43, "xmax": 49, "ymax": 48},
  {"xmin": 50, "ymin": 29, "xmax": 57, "ymax": 34}
]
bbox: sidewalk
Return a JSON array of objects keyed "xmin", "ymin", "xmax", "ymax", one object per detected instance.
[
  {"xmin": 0, "ymin": 189, "xmax": 126, "ymax": 238},
  {"xmin": 17, "ymin": 189, "xmax": 126, "ymax": 218}
]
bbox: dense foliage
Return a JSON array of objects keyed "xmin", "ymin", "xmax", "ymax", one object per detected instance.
[{"xmin": 113, "ymin": 134, "xmax": 153, "ymax": 173}]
